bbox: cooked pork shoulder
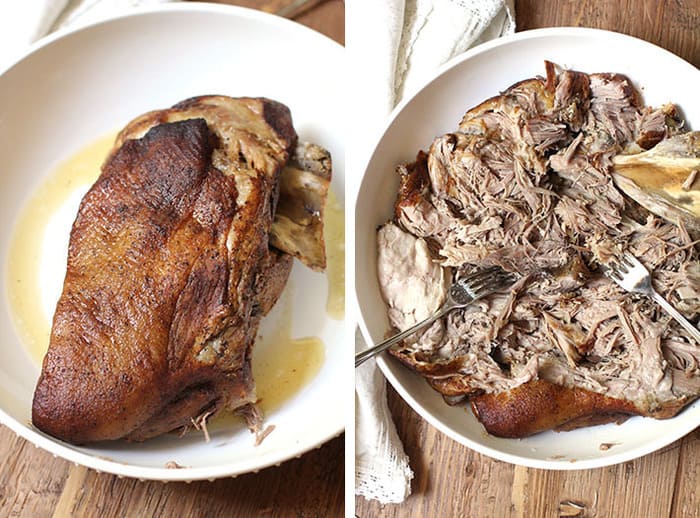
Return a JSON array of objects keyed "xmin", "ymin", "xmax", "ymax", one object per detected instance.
[
  {"xmin": 378, "ymin": 63, "xmax": 700, "ymax": 437},
  {"xmin": 32, "ymin": 96, "xmax": 326, "ymax": 444}
]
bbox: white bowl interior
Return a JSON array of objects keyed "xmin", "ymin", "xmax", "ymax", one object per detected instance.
[
  {"xmin": 0, "ymin": 4, "xmax": 345, "ymax": 480},
  {"xmin": 355, "ymin": 27, "xmax": 700, "ymax": 469}
]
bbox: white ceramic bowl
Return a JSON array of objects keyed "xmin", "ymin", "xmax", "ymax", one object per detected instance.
[
  {"xmin": 0, "ymin": 4, "xmax": 345, "ymax": 480},
  {"xmin": 355, "ymin": 27, "xmax": 700, "ymax": 470}
]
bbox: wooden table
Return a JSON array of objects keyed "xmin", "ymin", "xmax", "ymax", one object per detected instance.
[
  {"xmin": 0, "ymin": 2, "xmax": 344, "ymax": 517},
  {"xmin": 355, "ymin": 1, "xmax": 699, "ymax": 517}
]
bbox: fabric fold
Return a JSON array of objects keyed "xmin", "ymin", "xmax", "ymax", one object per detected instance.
[
  {"xmin": 355, "ymin": 329, "xmax": 414, "ymax": 504},
  {"xmin": 0, "ymin": 0, "xmax": 174, "ymax": 70}
]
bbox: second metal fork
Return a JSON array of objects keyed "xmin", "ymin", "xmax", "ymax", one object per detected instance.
[
  {"xmin": 605, "ymin": 251, "xmax": 700, "ymax": 344},
  {"xmin": 355, "ymin": 266, "xmax": 517, "ymax": 367}
]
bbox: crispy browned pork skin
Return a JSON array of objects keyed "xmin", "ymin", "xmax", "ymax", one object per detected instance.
[
  {"xmin": 33, "ymin": 96, "xmax": 330, "ymax": 444},
  {"xmin": 377, "ymin": 63, "xmax": 700, "ymax": 437}
]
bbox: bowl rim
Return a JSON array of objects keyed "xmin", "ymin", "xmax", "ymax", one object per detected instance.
[
  {"xmin": 0, "ymin": 2, "xmax": 343, "ymax": 78},
  {"xmin": 355, "ymin": 26, "xmax": 700, "ymax": 470},
  {"xmin": 0, "ymin": 2, "xmax": 344, "ymax": 481}
]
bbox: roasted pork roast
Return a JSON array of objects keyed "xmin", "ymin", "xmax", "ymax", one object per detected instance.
[{"xmin": 32, "ymin": 96, "xmax": 330, "ymax": 444}]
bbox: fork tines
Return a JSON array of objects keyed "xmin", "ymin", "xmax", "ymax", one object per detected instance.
[
  {"xmin": 606, "ymin": 252, "xmax": 638, "ymax": 279},
  {"xmin": 462, "ymin": 266, "xmax": 516, "ymax": 297},
  {"xmin": 606, "ymin": 260, "xmax": 625, "ymax": 281}
]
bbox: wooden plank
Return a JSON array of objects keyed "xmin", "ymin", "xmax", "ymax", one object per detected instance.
[
  {"xmin": 389, "ymin": 387, "xmax": 516, "ymax": 517},
  {"xmin": 356, "ymin": 387, "xmax": 696, "ymax": 517},
  {"xmin": 51, "ymin": 466, "xmax": 89, "ymax": 518},
  {"xmin": 356, "ymin": 386, "xmax": 518, "ymax": 517},
  {"xmin": 516, "ymin": 0, "xmax": 700, "ymax": 67},
  {"xmin": 0, "ymin": 425, "xmax": 343, "ymax": 518},
  {"xmin": 518, "ymin": 440, "xmax": 683, "ymax": 517},
  {"xmin": 0, "ymin": 426, "xmax": 70, "ymax": 517},
  {"xmin": 670, "ymin": 430, "xmax": 700, "ymax": 518},
  {"xmin": 200, "ymin": 0, "xmax": 345, "ymax": 44},
  {"xmin": 296, "ymin": 0, "xmax": 345, "ymax": 45},
  {"xmin": 63, "ymin": 436, "xmax": 344, "ymax": 517}
]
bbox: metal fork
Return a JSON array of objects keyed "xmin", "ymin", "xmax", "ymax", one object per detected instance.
[
  {"xmin": 355, "ymin": 267, "xmax": 517, "ymax": 367},
  {"xmin": 605, "ymin": 251, "xmax": 700, "ymax": 343}
]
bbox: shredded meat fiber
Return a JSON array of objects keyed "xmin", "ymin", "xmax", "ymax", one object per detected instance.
[{"xmin": 377, "ymin": 62, "xmax": 700, "ymax": 437}]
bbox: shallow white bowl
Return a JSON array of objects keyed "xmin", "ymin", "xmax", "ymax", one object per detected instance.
[
  {"xmin": 0, "ymin": 4, "xmax": 345, "ymax": 480},
  {"xmin": 355, "ymin": 27, "xmax": 700, "ymax": 470}
]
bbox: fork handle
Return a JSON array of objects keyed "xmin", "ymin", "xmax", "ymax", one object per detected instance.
[
  {"xmin": 651, "ymin": 291, "xmax": 700, "ymax": 344},
  {"xmin": 355, "ymin": 306, "xmax": 451, "ymax": 368}
]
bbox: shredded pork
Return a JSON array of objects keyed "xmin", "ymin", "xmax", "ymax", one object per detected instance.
[{"xmin": 378, "ymin": 63, "xmax": 700, "ymax": 421}]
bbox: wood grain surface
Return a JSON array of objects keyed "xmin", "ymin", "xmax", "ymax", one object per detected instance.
[
  {"xmin": 357, "ymin": 385, "xmax": 700, "ymax": 517},
  {"xmin": 0, "ymin": 1, "xmax": 344, "ymax": 518},
  {"xmin": 355, "ymin": 0, "xmax": 700, "ymax": 517},
  {"xmin": 516, "ymin": 0, "xmax": 699, "ymax": 67},
  {"xmin": 205, "ymin": 0, "xmax": 344, "ymax": 44}
]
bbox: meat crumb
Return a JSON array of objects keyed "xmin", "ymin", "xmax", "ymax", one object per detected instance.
[
  {"xmin": 191, "ymin": 410, "xmax": 213, "ymax": 443},
  {"xmin": 682, "ymin": 169, "xmax": 698, "ymax": 191},
  {"xmin": 165, "ymin": 461, "xmax": 185, "ymax": 469},
  {"xmin": 255, "ymin": 424, "xmax": 276, "ymax": 446},
  {"xmin": 559, "ymin": 500, "xmax": 586, "ymax": 517},
  {"xmin": 599, "ymin": 442, "xmax": 620, "ymax": 451}
]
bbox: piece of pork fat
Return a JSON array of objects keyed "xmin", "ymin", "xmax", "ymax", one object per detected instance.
[
  {"xmin": 376, "ymin": 222, "xmax": 448, "ymax": 349},
  {"xmin": 377, "ymin": 63, "xmax": 700, "ymax": 436}
]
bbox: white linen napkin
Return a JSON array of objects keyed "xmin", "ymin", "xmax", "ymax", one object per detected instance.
[
  {"xmin": 0, "ymin": 0, "xmax": 175, "ymax": 71},
  {"xmin": 354, "ymin": 0, "xmax": 515, "ymax": 504},
  {"xmin": 355, "ymin": 329, "xmax": 414, "ymax": 504}
]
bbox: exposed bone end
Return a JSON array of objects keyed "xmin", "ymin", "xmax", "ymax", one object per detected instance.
[{"xmin": 612, "ymin": 131, "xmax": 700, "ymax": 237}]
